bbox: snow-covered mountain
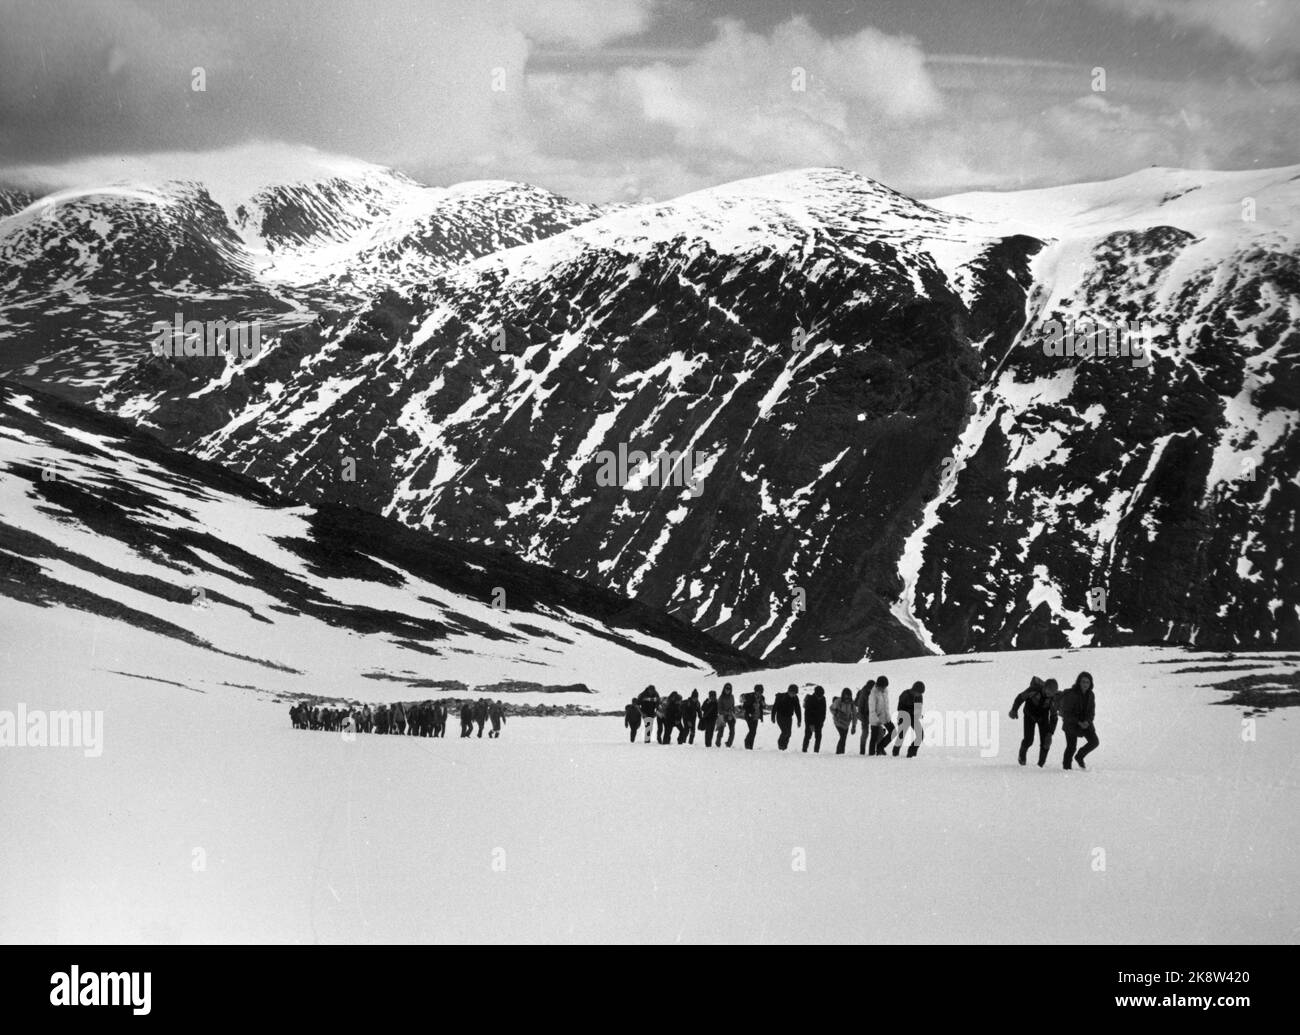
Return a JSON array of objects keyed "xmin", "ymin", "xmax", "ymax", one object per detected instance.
[
  {"xmin": 96, "ymin": 167, "xmax": 1010, "ymax": 663},
  {"xmin": 913, "ymin": 165, "xmax": 1300, "ymax": 654},
  {"xmin": 0, "ymin": 382, "xmax": 755, "ymax": 703},
  {"xmin": 0, "ymin": 152, "xmax": 601, "ymax": 396},
  {"xmin": 13, "ymin": 158, "xmax": 1300, "ymax": 662}
]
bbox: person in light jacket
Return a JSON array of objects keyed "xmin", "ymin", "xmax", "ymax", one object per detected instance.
[
  {"xmin": 868, "ymin": 679, "xmax": 894, "ymax": 756},
  {"xmin": 830, "ymin": 688, "xmax": 856, "ymax": 754}
]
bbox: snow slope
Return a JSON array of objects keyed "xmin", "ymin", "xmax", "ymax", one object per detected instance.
[
  {"xmin": 0, "ymin": 384, "xmax": 753, "ymax": 707},
  {"xmin": 1, "ymin": 642, "xmax": 1295, "ymax": 943}
]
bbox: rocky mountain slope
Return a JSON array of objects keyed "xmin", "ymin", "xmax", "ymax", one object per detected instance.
[
  {"xmin": 0, "ymin": 157, "xmax": 600, "ymax": 396},
  {"xmin": 0, "ymin": 382, "xmax": 755, "ymax": 701},
  {"xmin": 11, "ymin": 159, "xmax": 1299, "ymax": 661}
]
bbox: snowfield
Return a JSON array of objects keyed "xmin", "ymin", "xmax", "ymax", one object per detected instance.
[{"xmin": 2, "ymin": 624, "xmax": 1295, "ymax": 943}]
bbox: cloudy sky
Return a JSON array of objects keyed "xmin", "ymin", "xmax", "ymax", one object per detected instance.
[{"xmin": 1, "ymin": 0, "xmax": 1297, "ymax": 201}]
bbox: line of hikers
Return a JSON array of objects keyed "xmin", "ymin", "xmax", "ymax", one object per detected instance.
[
  {"xmin": 622, "ymin": 677, "xmax": 925, "ymax": 756},
  {"xmin": 289, "ymin": 698, "xmax": 508, "ymax": 739},
  {"xmin": 623, "ymin": 671, "xmax": 1100, "ymax": 769}
]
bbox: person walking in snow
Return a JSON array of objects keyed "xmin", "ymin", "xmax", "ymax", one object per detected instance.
[
  {"xmin": 459, "ymin": 701, "xmax": 474, "ymax": 738},
  {"xmin": 661, "ymin": 691, "xmax": 682, "ymax": 744},
  {"xmin": 473, "ymin": 698, "xmax": 489, "ymax": 738},
  {"xmin": 802, "ymin": 686, "xmax": 828, "ymax": 752},
  {"xmin": 854, "ymin": 679, "xmax": 876, "ymax": 754},
  {"xmin": 830, "ymin": 688, "xmax": 856, "ymax": 754},
  {"xmin": 1057, "ymin": 672, "xmax": 1099, "ymax": 770},
  {"xmin": 637, "ymin": 685, "xmax": 660, "ymax": 744},
  {"xmin": 488, "ymin": 700, "xmax": 507, "ymax": 738},
  {"xmin": 771, "ymin": 684, "xmax": 802, "ymax": 750},
  {"xmin": 892, "ymin": 681, "xmax": 925, "ymax": 758},
  {"xmin": 868, "ymin": 678, "xmax": 894, "ymax": 756},
  {"xmin": 680, "ymin": 690, "xmax": 701, "ymax": 744},
  {"xmin": 1009, "ymin": 676, "xmax": 1059, "ymax": 767},
  {"xmin": 741, "ymin": 684, "xmax": 767, "ymax": 749},
  {"xmin": 715, "ymin": 684, "xmax": 737, "ymax": 747},
  {"xmin": 624, "ymin": 697, "xmax": 642, "ymax": 742},
  {"xmin": 700, "ymin": 690, "xmax": 718, "ymax": 747}
]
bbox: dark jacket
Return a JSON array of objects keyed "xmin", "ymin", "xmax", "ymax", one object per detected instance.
[
  {"xmin": 664, "ymin": 694, "xmax": 683, "ymax": 724},
  {"xmin": 624, "ymin": 703, "xmax": 641, "ymax": 728},
  {"xmin": 700, "ymin": 696, "xmax": 718, "ymax": 724},
  {"xmin": 897, "ymin": 688, "xmax": 922, "ymax": 719},
  {"xmin": 637, "ymin": 688, "xmax": 661, "ymax": 718},
  {"xmin": 1011, "ymin": 677, "xmax": 1058, "ymax": 721},
  {"xmin": 682, "ymin": 694, "xmax": 700, "ymax": 722},
  {"xmin": 803, "ymin": 691, "xmax": 827, "ymax": 726},
  {"xmin": 741, "ymin": 691, "xmax": 766, "ymax": 722},
  {"xmin": 1056, "ymin": 682, "xmax": 1096, "ymax": 729},
  {"xmin": 772, "ymin": 692, "xmax": 802, "ymax": 725}
]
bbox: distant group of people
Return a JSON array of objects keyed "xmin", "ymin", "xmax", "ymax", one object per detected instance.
[
  {"xmin": 622, "ymin": 670, "xmax": 1101, "ymax": 769},
  {"xmin": 622, "ymin": 676, "xmax": 927, "ymax": 757},
  {"xmin": 289, "ymin": 698, "xmax": 508, "ymax": 739}
]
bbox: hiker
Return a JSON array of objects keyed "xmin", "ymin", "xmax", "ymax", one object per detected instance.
[
  {"xmin": 392, "ymin": 700, "xmax": 407, "ymax": 736},
  {"xmin": 1057, "ymin": 672, "xmax": 1099, "ymax": 770},
  {"xmin": 637, "ymin": 685, "xmax": 660, "ymax": 744},
  {"xmin": 432, "ymin": 701, "xmax": 447, "ymax": 738},
  {"xmin": 663, "ymin": 691, "xmax": 683, "ymax": 744},
  {"xmin": 624, "ymin": 697, "xmax": 642, "ymax": 743},
  {"xmin": 700, "ymin": 690, "xmax": 718, "ymax": 747},
  {"xmin": 715, "ymin": 684, "xmax": 737, "ymax": 747},
  {"xmin": 459, "ymin": 701, "xmax": 474, "ymax": 738},
  {"xmin": 488, "ymin": 700, "xmax": 507, "ymax": 738},
  {"xmin": 802, "ymin": 685, "xmax": 827, "ymax": 752},
  {"xmin": 892, "ymin": 681, "xmax": 925, "ymax": 758},
  {"xmin": 740, "ymin": 684, "xmax": 767, "ymax": 749},
  {"xmin": 375, "ymin": 703, "xmax": 390, "ymax": 735},
  {"xmin": 361, "ymin": 703, "xmax": 373, "ymax": 734},
  {"xmin": 655, "ymin": 695, "xmax": 670, "ymax": 743},
  {"xmin": 854, "ymin": 679, "xmax": 876, "ymax": 754},
  {"xmin": 680, "ymin": 690, "xmax": 700, "ymax": 744},
  {"xmin": 868, "ymin": 678, "xmax": 894, "ymax": 756},
  {"xmin": 772, "ymin": 684, "xmax": 802, "ymax": 750},
  {"xmin": 830, "ymin": 688, "xmax": 856, "ymax": 754},
  {"xmin": 474, "ymin": 698, "xmax": 489, "ymax": 738},
  {"xmin": 1010, "ymin": 676, "xmax": 1059, "ymax": 767}
]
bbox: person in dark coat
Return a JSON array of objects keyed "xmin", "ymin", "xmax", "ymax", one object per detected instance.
[
  {"xmin": 624, "ymin": 697, "xmax": 642, "ymax": 742},
  {"xmin": 662, "ymin": 692, "xmax": 683, "ymax": 744},
  {"xmin": 830, "ymin": 688, "xmax": 856, "ymax": 754},
  {"xmin": 715, "ymin": 684, "xmax": 737, "ymax": 747},
  {"xmin": 772, "ymin": 684, "xmax": 802, "ymax": 750},
  {"xmin": 853, "ymin": 679, "xmax": 876, "ymax": 754},
  {"xmin": 488, "ymin": 700, "xmax": 507, "ymax": 738},
  {"xmin": 740, "ymin": 685, "xmax": 767, "ymax": 749},
  {"xmin": 802, "ymin": 686, "xmax": 827, "ymax": 753},
  {"xmin": 700, "ymin": 690, "xmax": 718, "ymax": 746},
  {"xmin": 636, "ymin": 685, "xmax": 660, "ymax": 744},
  {"xmin": 473, "ymin": 698, "xmax": 489, "ymax": 738},
  {"xmin": 891, "ymin": 681, "xmax": 925, "ymax": 758},
  {"xmin": 679, "ymin": 690, "xmax": 701, "ymax": 744},
  {"xmin": 1056, "ymin": 672, "xmax": 1099, "ymax": 770},
  {"xmin": 459, "ymin": 701, "xmax": 474, "ymax": 738},
  {"xmin": 1010, "ymin": 676, "xmax": 1059, "ymax": 767}
]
